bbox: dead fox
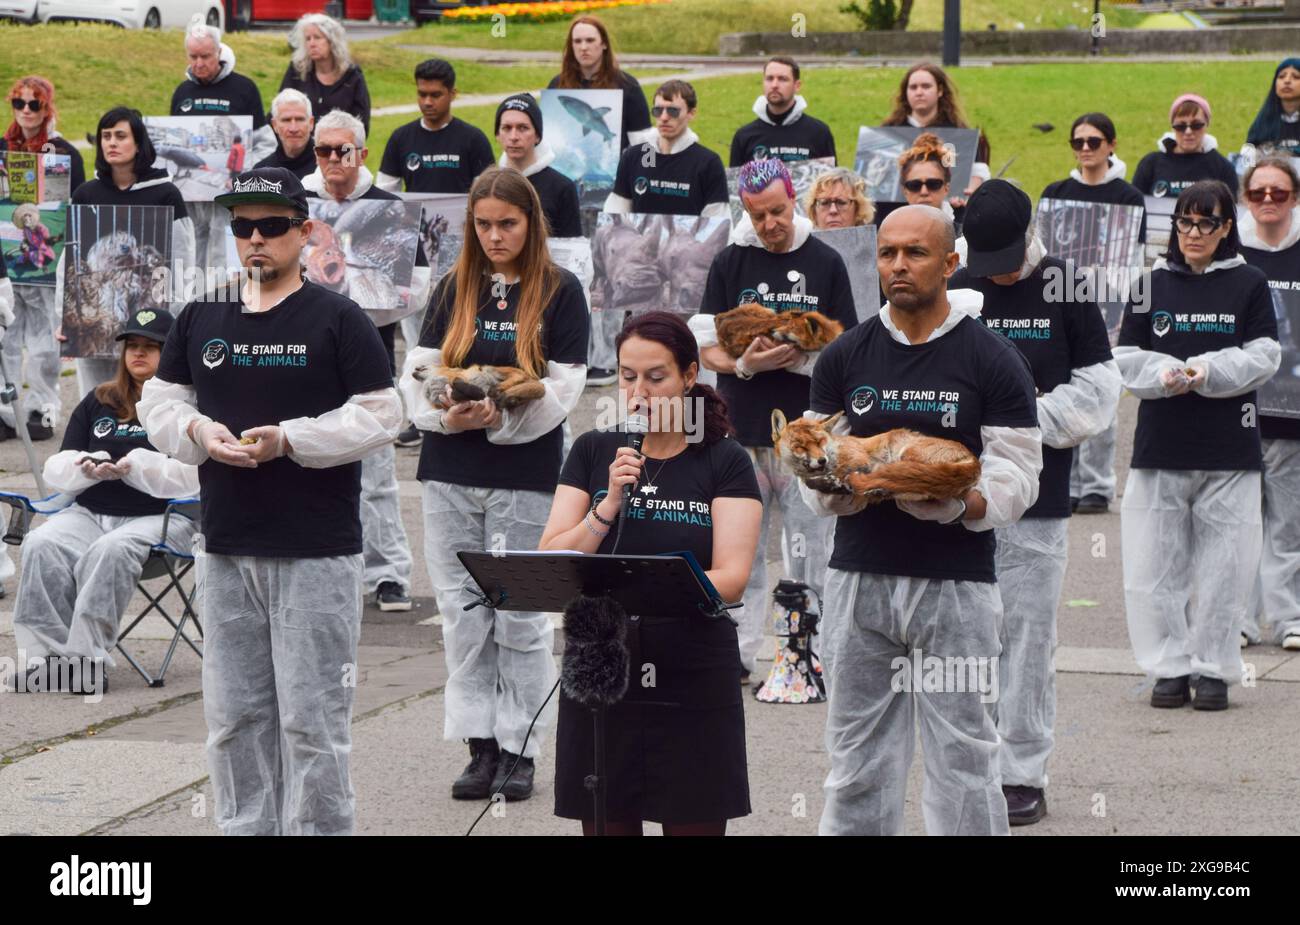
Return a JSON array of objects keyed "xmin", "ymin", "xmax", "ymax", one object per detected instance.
[
  {"xmin": 715, "ymin": 304, "xmax": 844, "ymax": 358},
  {"xmin": 771, "ymin": 409, "xmax": 981, "ymax": 502},
  {"xmin": 412, "ymin": 364, "xmax": 546, "ymax": 410}
]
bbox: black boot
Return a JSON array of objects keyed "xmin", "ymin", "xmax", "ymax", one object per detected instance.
[
  {"xmin": 1004, "ymin": 785, "xmax": 1047, "ymax": 826},
  {"xmin": 491, "ymin": 749, "xmax": 535, "ymax": 801},
  {"xmin": 1192, "ymin": 676, "xmax": 1228, "ymax": 711},
  {"xmin": 451, "ymin": 738, "xmax": 500, "ymax": 800},
  {"xmin": 1150, "ymin": 675, "xmax": 1190, "ymax": 708}
]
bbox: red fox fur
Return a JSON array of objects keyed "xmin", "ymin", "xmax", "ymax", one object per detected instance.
[
  {"xmin": 715, "ymin": 304, "xmax": 844, "ymax": 358},
  {"xmin": 412, "ymin": 363, "xmax": 545, "ymax": 410},
  {"xmin": 771, "ymin": 409, "xmax": 981, "ymax": 502}
]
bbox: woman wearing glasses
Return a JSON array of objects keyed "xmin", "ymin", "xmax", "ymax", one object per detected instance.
[
  {"xmin": 1245, "ymin": 58, "xmax": 1300, "ymax": 157},
  {"xmin": 804, "ymin": 167, "xmax": 874, "ymax": 230},
  {"xmin": 1116, "ymin": 179, "xmax": 1280, "ymax": 712},
  {"xmin": 1041, "ymin": 113, "xmax": 1146, "ymax": 516},
  {"xmin": 1132, "ymin": 93, "xmax": 1238, "ymax": 200},
  {"xmin": 1238, "ymin": 157, "xmax": 1300, "ymax": 651}
]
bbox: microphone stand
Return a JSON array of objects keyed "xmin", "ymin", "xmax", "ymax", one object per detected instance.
[{"xmin": 585, "ymin": 701, "xmax": 609, "ymax": 836}]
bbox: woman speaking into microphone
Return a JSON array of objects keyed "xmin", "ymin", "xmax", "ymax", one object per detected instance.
[{"xmin": 540, "ymin": 311, "xmax": 762, "ymax": 836}]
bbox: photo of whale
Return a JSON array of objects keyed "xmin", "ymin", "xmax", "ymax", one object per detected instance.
[{"xmin": 541, "ymin": 88, "xmax": 623, "ymax": 210}]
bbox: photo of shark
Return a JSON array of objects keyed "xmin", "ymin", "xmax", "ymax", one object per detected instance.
[{"xmin": 541, "ymin": 88, "xmax": 623, "ymax": 210}]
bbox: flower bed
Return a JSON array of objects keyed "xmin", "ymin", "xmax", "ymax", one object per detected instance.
[{"xmin": 441, "ymin": 0, "xmax": 669, "ymax": 24}]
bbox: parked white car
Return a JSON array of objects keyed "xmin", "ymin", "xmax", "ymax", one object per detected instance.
[
  {"xmin": 0, "ymin": 0, "xmax": 40, "ymax": 23},
  {"xmin": 40, "ymin": 0, "xmax": 224, "ymax": 29}
]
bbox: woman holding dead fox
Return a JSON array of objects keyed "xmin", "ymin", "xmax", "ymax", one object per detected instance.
[{"xmin": 398, "ymin": 166, "xmax": 590, "ymax": 804}]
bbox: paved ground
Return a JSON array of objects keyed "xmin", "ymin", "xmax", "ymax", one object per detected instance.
[{"xmin": 1, "ymin": 339, "xmax": 1297, "ymax": 837}]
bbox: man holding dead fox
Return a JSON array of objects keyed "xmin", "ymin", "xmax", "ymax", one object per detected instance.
[{"xmin": 801, "ymin": 202, "xmax": 1044, "ymax": 836}]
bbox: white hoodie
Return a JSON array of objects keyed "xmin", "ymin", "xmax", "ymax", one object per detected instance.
[
  {"xmin": 751, "ymin": 94, "xmax": 808, "ymax": 126},
  {"xmin": 1238, "ymin": 206, "xmax": 1300, "ymax": 252},
  {"xmin": 1156, "ymin": 131, "xmax": 1220, "ymax": 154},
  {"xmin": 1069, "ymin": 155, "xmax": 1129, "ymax": 186},
  {"xmin": 496, "ymin": 140, "xmax": 557, "ymax": 178}
]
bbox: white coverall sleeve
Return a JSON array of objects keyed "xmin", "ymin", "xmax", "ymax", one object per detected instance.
[
  {"xmin": 0, "ymin": 276, "xmax": 13, "ymax": 329},
  {"xmin": 1037, "ymin": 359, "xmax": 1122, "ymax": 449},
  {"xmin": 1113, "ymin": 345, "xmax": 1185, "ymax": 399},
  {"xmin": 701, "ymin": 202, "xmax": 730, "ymax": 221},
  {"xmin": 603, "ymin": 193, "xmax": 633, "ymax": 214},
  {"xmin": 962, "ymin": 425, "xmax": 1043, "ymax": 533},
  {"xmin": 1189, "ymin": 337, "xmax": 1282, "ymax": 399},
  {"xmin": 119, "ymin": 448, "xmax": 200, "ymax": 500},
  {"xmin": 282, "ymin": 387, "xmax": 403, "ymax": 469},
  {"xmin": 688, "ymin": 312, "xmax": 719, "ymax": 349},
  {"xmin": 487, "ymin": 361, "xmax": 587, "ymax": 445},
  {"xmin": 171, "ymin": 216, "xmax": 197, "ymax": 293},
  {"xmin": 138, "ymin": 377, "xmax": 212, "ymax": 466},
  {"xmin": 971, "ymin": 162, "xmax": 992, "ymax": 182},
  {"xmin": 398, "ymin": 345, "xmax": 459, "ymax": 434},
  {"xmin": 795, "ymin": 411, "xmax": 871, "ymax": 518},
  {"xmin": 375, "ymin": 171, "xmax": 403, "ymax": 193},
  {"xmin": 788, "ymin": 349, "xmax": 826, "ymax": 380},
  {"xmin": 408, "ymin": 265, "xmax": 432, "ymax": 320},
  {"xmin": 43, "ymin": 449, "xmax": 109, "ymax": 495}
]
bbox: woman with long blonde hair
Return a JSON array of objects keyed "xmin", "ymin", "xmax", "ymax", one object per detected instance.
[{"xmin": 399, "ymin": 166, "xmax": 590, "ymax": 802}]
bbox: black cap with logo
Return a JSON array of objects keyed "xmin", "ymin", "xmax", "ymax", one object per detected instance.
[
  {"xmin": 116, "ymin": 308, "xmax": 174, "ymax": 344},
  {"xmin": 214, "ymin": 167, "xmax": 310, "ymax": 216},
  {"xmin": 962, "ymin": 179, "xmax": 1033, "ymax": 277}
]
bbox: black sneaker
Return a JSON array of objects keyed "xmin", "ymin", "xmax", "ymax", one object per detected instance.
[
  {"xmin": 0, "ymin": 421, "xmax": 16, "ymax": 442},
  {"xmin": 394, "ymin": 424, "xmax": 421, "ymax": 448},
  {"xmin": 1004, "ymin": 785, "xmax": 1047, "ymax": 826},
  {"xmin": 586, "ymin": 367, "xmax": 617, "ymax": 387},
  {"xmin": 491, "ymin": 749, "xmax": 535, "ymax": 801},
  {"xmin": 1192, "ymin": 676, "xmax": 1228, "ymax": 711},
  {"xmin": 26, "ymin": 412, "xmax": 54, "ymax": 442},
  {"xmin": 452, "ymin": 738, "xmax": 500, "ymax": 800},
  {"xmin": 376, "ymin": 581, "xmax": 412, "ymax": 612},
  {"xmin": 1075, "ymin": 493, "xmax": 1109, "ymax": 514},
  {"xmin": 1150, "ymin": 675, "xmax": 1190, "ymax": 708}
]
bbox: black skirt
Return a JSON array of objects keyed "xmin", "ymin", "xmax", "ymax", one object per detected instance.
[{"xmin": 554, "ymin": 612, "xmax": 751, "ymax": 824}]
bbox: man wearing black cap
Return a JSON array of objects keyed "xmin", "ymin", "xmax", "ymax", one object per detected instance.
[
  {"xmin": 950, "ymin": 180, "xmax": 1121, "ymax": 827},
  {"xmin": 799, "ymin": 203, "xmax": 1043, "ymax": 836},
  {"xmin": 495, "ymin": 93, "xmax": 582, "ymax": 238},
  {"xmin": 138, "ymin": 166, "xmax": 402, "ymax": 836}
]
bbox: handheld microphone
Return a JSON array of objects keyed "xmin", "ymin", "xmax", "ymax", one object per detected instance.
[{"xmin": 624, "ymin": 412, "xmax": 650, "ymax": 504}]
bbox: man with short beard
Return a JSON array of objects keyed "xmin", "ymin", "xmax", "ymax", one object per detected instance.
[
  {"xmin": 801, "ymin": 204, "xmax": 1043, "ymax": 836},
  {"xmin": 729, "ymin": 57, "xmax": 836, "ymax": 167}
]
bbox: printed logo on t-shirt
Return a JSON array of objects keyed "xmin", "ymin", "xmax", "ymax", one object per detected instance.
[
  {"xmin": 1152, "ymin": 311, "xmax": 1173, "ymax": 338},
  {"xmin": 92, "ymin": 416, "xmax": 115, "ymax": 439},
  {"xmin": 854, "ymin": 383, "xmax": 962, "ymax": 416},
  {"xmin": 92, "ymin": 415, "xmax": 147, "ymax": 441},
  {"xmin": 850, "ymin": 385, "xmax": 877, "ymax": 415},
  {"xmin": 202, "ymin": 338, "xmax": 229, "ymax": 369},
  {"xmin": 737, "ymin": 272, "xmax": 820, "ymax": 313},
  {"xmin": 1152, "ymin": 179, "xmax": 1194, "ymax": 199},
  {"xmin": 753, "ymin": 145, "xmax": 769, "ymax": 160},
  {"xmin": 179, "ymin": 99, "xmax": 194, "ymax": 113},
  {"xmin": 613, "ymin": 486, "xmax": 716, "ymax": 526},
  {"xmin": 185, "ymin": 98, "xmax": 233, "ymax": 114},
  {"xmin": 633, "ymin": 175, "xmax": 692, "ymax": 199},
  {"xmin": 1159, "ymin": 310, "xmax": 1238, "ymax": 335},
  {"xmin": 984, "ymin": 317, "xmax": 1053, "ymax": 340},
  {"xmin": 407, "ymin": 152, "xmax": 463, "ymax": 172},
  {"xmin": 203, "ymin": 338, "xmax": 310, "ymax": 369}
]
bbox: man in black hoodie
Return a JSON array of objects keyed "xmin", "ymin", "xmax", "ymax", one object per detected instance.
[
  {"xmin": 729, "ymin": 57, "xmax": 837, "ymax": 167},
  {"xmin": 254, "ymin": 88, "xmax": 316, "ymax": 179}
]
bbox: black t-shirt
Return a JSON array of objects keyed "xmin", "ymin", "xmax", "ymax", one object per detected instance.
[
  {"xmin": 809, "ymin": 313, "xmax": 1039, "ymax": 583},
  {"xmin": 559, "ymin": 430, "xmax": 761, "ymax": 568},
  {"xmin": 379, "ymin": 117, "xmax": 495, "ymax": 194},
  {"xmin": 1241, "ymin": 240, "xmax": 1300, "ymax": 440},
  {"xmin": 170, "ymin": 72, "xmax": 266, "ymax": 129},
  {"xmin": 61, "ymin": 390, "xmax": 170, "ymax": 517},
  {"xmin": 416, "ymin": 268, "xmax": 590, "ymax": 492},
  {"xmin": 728, "ymin": 112, "xmax": 837, "ymax": 167},
  {"xmin": 701, "ymin": 236, "xmax": 858, "ymax": 446},
  {"xmin": 528, "ymin": 165, "xmax": 583, "ymax": 237},
  {"xmin": 156, "ymin": 281, "xmax": 393, "ymax": 557},
  {"xmin": 951, "ymin": 258, "xmax": 1113, "ymax": 518},
  {"xmin": 612, "ymin": 141, "xmax": 728, "ymax": 216},
  {"xmin": 254, "ymin": 142, "xmax": 316, "ymax": 179},
  {"xmin": 1040, "ymin": 173, "xmax": 1148, "ymax": 242},
  {"xmin": 1117, "ymin": 262, "xmax": 1277, "ymax": 471},
  {"xmin": 546, "ymin": 70, "xmax": 652, "ymax": 153},
  {"xmin": 280, "ymin": 63, "xmax": 371, "ymax": 134},
  {"xmin": 71, "ymin": 168, "xmax": 189, "ymax": 221},
  {"xmin": 1132, "ymin": 148, "xmax": 1238, "ymax": 199}
]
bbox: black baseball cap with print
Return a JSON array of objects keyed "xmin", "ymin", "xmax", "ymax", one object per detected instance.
[
  {"xmin": 962, "ymin": 179, "xmax": 1032, "ymax": 277},
  {"xmin": 214, "ymin": 167, "xmax": 309, "ymax": 216},
  {"xmin": 116, "ymin": 308, "xmax": 174, "ymax": 344}
]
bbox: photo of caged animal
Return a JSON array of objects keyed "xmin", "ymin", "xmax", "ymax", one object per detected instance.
[
  {"xmin": 714, "ymin": 303, "xmax": 844, "ymax": 358},
  {"xmin": 771, "ymin": 409, "xmax": 981, "ymax": 502},
  {"xmin": 590, "ymin": 213, "xmax": 731, "ymax": 314},
  {"xmin": 412, "ymin": 363, "xmax": 546, "ymax": 411}
]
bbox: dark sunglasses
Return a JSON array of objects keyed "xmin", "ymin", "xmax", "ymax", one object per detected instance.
[
  {"xmin": 902, "ymin": 178, "xmax": 946, "ymax": 193},
  {"xmin": 10, "ymin": 98, "xmax": 42, "ymax": 112},
  {"xmin": 314, "ymin": 143, "xmax": 356, "ymax": 160},
  {"xmin": 230, "ymin": 216, "xmax": 306, "ymax": 239},
  {"xmin": 651, "ymin": 105, "xmax": 683, "ymax": 119},
  {"xmin": 1070, "ymin": 136, "xmax": 1105, "ymax": 151},
  {"xmin": 1173, "ymin": 214, "xmax": 1225, "ymax": 235},
  {"xmin": 1246, "ymin": 186, "xmax": 1295, "ymax": 204},
  {"xmin": 1172, "ymin": 120, "xmax": 1207, "ymax": 134}
]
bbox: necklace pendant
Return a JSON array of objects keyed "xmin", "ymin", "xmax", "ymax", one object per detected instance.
[{"xmin": 496, "ymin": 299, "xmax": 508, "ymax": 310}]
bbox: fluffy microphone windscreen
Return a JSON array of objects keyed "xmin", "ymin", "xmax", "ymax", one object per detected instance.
[{"xmin": 561, "ymin": 594, "xmax": 630, "ymax": 706}]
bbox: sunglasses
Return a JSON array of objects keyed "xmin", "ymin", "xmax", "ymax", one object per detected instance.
[
  {"xmin": 314, "ymin": 143, "xmax": 356, "ymax": 160},
  {"xmin": 815, "ymin": 197, "xmax": 852, "ymax": 210},
  {"xmin": 10, "ymin": 98, "xmax": 42, "ymax": 112},
  {"xmin": 1172, "ymin": 120, "xmax": 1207, "ymax": 134},
  {"xmin": 1070, "ymin": 136, "xmax": 1105, "ymax": 151},
  {"xmin": 1173, "ymin": 215, "xmax": 1225, "ymax": 235},
  {"xmin": 651, "ymin": 105, "xmax": 683, "ymax": 119},
  {"xmin": 902, "ymin": 178, "xmax": 946, "ymax": 193},
  {"xmin": 1246, "ymin": 186, "xmax": 1295, "ymax": 204},
  {"xmin": 230, "ymin": 216, "xmax": 306, "ymax": 239}
]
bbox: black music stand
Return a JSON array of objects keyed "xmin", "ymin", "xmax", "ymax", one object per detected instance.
[{"xmin": 457, "ymin": 551, "xmax": 741, "ymax": 834}]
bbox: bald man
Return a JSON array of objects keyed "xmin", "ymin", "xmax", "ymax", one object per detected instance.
[{"xmin": 800, "ymin": 205, "xmax": 1044, "ymax": 836}]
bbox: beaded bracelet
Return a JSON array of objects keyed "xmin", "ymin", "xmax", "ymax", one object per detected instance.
[{"xmin": 589, "ymin": 501, "xmax": 617, "ymax": 527}]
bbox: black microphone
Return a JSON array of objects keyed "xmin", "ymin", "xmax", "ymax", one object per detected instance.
[
  {"xmin": 560, "ymin": 595, "xmax": 630, "ymax": 707},
  {"xmin": 624, "ymin": 412, "xmax": 649, "ymax": 504}
]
